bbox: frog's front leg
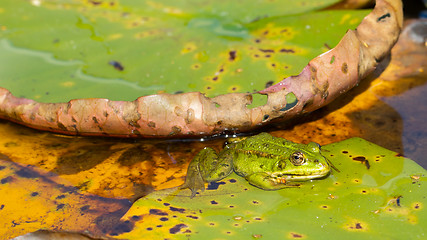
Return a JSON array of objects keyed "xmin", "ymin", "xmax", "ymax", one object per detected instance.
[
  {"xmin": 245, "ymin": 173, "xmax": 300, "ymax": 190},
  {"xmin": 181, "ymin": 147, "xmax": 233, "ymax": 198}
]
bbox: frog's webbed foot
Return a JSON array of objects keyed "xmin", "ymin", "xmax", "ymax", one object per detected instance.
[
  {"xmin": 181, "ymin": 147, "xmax": 233, "ymax": 198},
  {"xmin": 180, "ymin": 163, "xmax": 206, "ymax": 198},
  {"xmin": 180, "ymin": 147, "xmax": 218, "ymax": 198}
]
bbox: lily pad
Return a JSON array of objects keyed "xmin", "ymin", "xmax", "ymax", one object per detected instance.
[
  {"xmin": 116, "ymin": 138, "xmax": 427, "ymax": 239},
  {"xmin": 0, "ymin": 0, "xmax": 402, "ymax": 137},
  {"xmin": 0, "ymin": 0, "xmax": 367, "ymax": 103}
]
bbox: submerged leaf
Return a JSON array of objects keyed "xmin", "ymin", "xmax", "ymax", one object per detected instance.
[{"xmin": 0, "ymin": 154, "xmax": 131, "ymax": 239}]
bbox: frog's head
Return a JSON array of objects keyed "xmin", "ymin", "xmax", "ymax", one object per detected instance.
[{"xmin": 271, "ymin": 142, "xmax": 331, "ymax": 182}]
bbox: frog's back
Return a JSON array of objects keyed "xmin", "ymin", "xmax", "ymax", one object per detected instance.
[
  {"xmin": 236, "ymin": 133, "xmax": 298, "ymax": 155},
  {"xmin": 231, "ymin": 133, "xmax": 297, "ymax": 176}
]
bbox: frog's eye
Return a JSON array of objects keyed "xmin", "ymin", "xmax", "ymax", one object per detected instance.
[{"xmin": 290, "ymin": 152, "xmax": 305, "ymax": 166}]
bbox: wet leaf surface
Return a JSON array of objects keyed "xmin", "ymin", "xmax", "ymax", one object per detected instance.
[
  {"xmin": 116, "ymin": 138, "xmax": 427, "ymax": 239},
  {"xmin": 0, "ymin": 0, "xmax": 367, "ymax": 103},
  {"xmin": 0, "ymin": 154, "xmax": 131, "ymax": 239}
]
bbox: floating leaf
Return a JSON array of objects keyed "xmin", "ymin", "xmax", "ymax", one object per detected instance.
[
  {"xmin": 116, "ymin": 138, "xmax": 427, "ymax": 239},
  {"xmin": 0, "ymin": 0, "xmax": 403, "ymax": 137},
  {"xmin": 0, "ymin": 0, "xmax": 356, "ymax": 102}
]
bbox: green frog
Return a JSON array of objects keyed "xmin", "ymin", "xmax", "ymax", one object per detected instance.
[{"xmin": 181, "ymin": 132, "xmax": 332, "ymax": 198}]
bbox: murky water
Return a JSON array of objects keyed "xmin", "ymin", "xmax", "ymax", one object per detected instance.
[{"xmin": 381, "ymin": 80, "xmax": 427, "ymax": 168}]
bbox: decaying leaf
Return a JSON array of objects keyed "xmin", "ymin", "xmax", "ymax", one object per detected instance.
[
  {"xmin": 0, "ymin": 153, "xmax": 132, "ymax": 239},
  {"xmin": 0, "ymin": 0, "xmax": 403, "ymax": 138}
]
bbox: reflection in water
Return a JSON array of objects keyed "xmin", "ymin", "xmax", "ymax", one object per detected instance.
[
  {"xmin": 381, "ymin": 81, "xmax": 427, "ymax": 168},
  {"xmin": 0, "ymin": 120, "xmax": 222, "ymax": 200}
]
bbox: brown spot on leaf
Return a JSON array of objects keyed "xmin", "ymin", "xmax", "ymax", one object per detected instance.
[
  {"xmin": 377, "ymin": 13, "xmax": 391, "ymax": 22},
  {"xmin": 56, "ymin": 203, "xmax": 65, "ymax": 210},
  {"xmin": 290, "ymin": 232, "xmax": 304, "ymax": 238},
  {"xmin": 174, "ymin": 106, "xmax": 185, "ymax": 117},
  {"xmin": 66, "ymin": 102, "xmax": 72, "ymax": 113},
  {"xmin": 280, "ymin": 48, "xmax": 295, "ymax": 53},
  {"xmin": 57, "ymin": 122, "xmax": 68, "ymax": 131},
  {"xmin": 321, "ymin": 81, "xmax": 330, "ymax": 99},
  {"xmin": 229, "ymin": 50, "xmax": 237, "ymax": 61},
  {"xmin": 302, "ymin": 99, "xmax": 313, "ymax": 110},
  {"xmin": 1, "ymin": 176, "xmax": 13, "ymax": 184},
  {"xmin": 342, "ymin": 62, "xmax": 348, "ymax": 74},
  {"xmin": 129, "ymin": 120, "xmax": 140, "ymax": 128},
  {"xmin": 108, "ymin": 220, "xmax": 135, "ymax": 236},
  {"xmin": 147, "ymin": 121, "xmax": 156, "ymax": 128},
  {"xmin": 310, "ymin": 66, "xmax": 317, "ymax": 73},
  {"xmin": 169, "ymin": 224, "xmax": 187, "ymax": 234},
  {"xmin": 169, "ymin": 126, "xmax": 182, "ymax": 135},
  {"xmin": 92, "ymin": 117, "xmax": 99, "ymax": 124},
  {"xmin": 149, "ymin": 209, "xmax": 168, "ymax": 216},
  {"xmin": 109, "ymin": 60, "xmax": 124, "ymax": 71},
  {"xmin": 186, "ymin": 108, "xmax": 195, "ymax": 124},
  {"xmin": 259, "ymin": 49, "xmax": 274, "ymax": 53},
  {"xmin": 88, "ymin": 0, "xmax": 102, "ymax": 5},
  {"xmin": 80, "ymin": 205, "xmax": 90, "ymax": 212},
  {"xmin": 170, "ymin": 206, "xmax": 186, "ymax": 213},
  {"xmin": 16, "ymin": 168, "xmax": 41, "ymax": 179},
  {"xmin": 346, "ymin": 221, "xmax": 366, "ymax": 231}
]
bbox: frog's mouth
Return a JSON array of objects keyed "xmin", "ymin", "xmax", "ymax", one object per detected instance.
[
  {"xmin": 284, "ymin": 172, "xmax": 329, "ymax": 181},
  {"xmin": 272, "ymin": 167, "xmax": 331, "ymax": 181}
]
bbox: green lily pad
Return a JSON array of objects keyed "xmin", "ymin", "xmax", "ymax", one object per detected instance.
[
  {"xmin": 0, "ymin": 0, "xmax": 369, "ymax": 103},
  {"xmin": 115, "ymin": 138, "xmax": 427, "ymax": 239}
]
